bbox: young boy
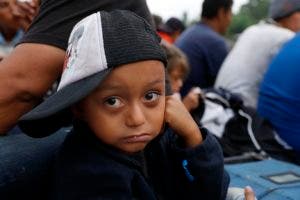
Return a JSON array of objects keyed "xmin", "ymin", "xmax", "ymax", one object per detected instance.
[
  {"xmin": 162, "ymin": 42, "xmax": 201, "ymax": 112},
  {"xmin": 20, "ymin": 10, "xmax": 229, "ymax": 199}
]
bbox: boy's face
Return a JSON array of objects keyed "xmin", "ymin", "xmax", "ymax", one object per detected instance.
[
  {"xmin": 169, "ymin": 67, "xmax": 185, "ymax": 93},
  {"xmin": 76, "ymin": 60, "xmax": 166, "ymax": 154}
]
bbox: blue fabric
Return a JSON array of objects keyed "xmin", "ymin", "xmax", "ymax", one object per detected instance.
[
  {"xmin": 258, "ymin": 33, "xmax": 300, "ymax": 152},
  {"xmin": 226, "ymin": 159, "xmax": 300, "ymax": 200},
  {"xmin": 175, "ymin": 22, "xmax": 228, "ymax": 96},
  {"xmin": 0, "ymin": 30, "xmax": 23, "ymax": 46}
]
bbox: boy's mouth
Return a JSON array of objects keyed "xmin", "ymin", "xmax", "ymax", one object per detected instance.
[{"xmin": 123, "ymin": 134, "xmax": 152, "ymax": 143}]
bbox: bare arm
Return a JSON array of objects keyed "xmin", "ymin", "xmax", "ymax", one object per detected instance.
[{"xmin": 0, "ymin": 43, "xmax": 65, "ymax": 134}]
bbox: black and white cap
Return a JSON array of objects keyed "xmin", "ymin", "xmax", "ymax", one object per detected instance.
[{"xmin": 19, "ymin": 10, "xmax": 167, "ymax": 137}]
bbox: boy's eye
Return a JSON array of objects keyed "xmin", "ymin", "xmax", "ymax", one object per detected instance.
[
  {"xmin": 144, "ymin": 92, "xmax": 160, "ymax": 102},
  {"xmin": 104, "ymin": 97, "xmax": 123, "ymax": 108}
]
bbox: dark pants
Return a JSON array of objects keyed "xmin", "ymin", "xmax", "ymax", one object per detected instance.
[{"xmin": 0, "ymin": 127, "xmax": 69, "ymax": 199}]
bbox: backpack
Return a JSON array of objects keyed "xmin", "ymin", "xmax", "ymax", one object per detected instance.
[{"xmin": 197, "ymin": 88, "xmax": 299, "ymax": 165}]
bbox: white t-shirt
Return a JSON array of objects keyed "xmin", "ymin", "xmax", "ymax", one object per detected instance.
[{"xmin": 215, "ymin": 21, "xmax": 294, "ymax": 109}]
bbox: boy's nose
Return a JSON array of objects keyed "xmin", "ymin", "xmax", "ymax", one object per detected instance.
[{"xmin": 125, "ymin": 104, "xmax": 146, "ymax": 127}]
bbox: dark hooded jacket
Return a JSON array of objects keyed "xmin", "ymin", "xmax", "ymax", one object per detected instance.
[{"xmin": 51, "ymin": 121, "xmax": 229, "ymax": 199}]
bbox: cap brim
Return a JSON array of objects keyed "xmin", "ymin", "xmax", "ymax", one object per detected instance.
[{"xmin": 18, "ymin": 68, "xmax": 112, "ymax": 137}]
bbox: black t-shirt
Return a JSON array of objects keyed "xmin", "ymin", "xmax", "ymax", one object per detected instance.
[{"xmin": 20, "ymin": 0, "xmax": 154, "ymax": 50}]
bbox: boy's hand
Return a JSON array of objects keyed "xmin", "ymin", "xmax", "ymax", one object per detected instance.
[
  {"xmin": 182, "ymin": 90, "xmax": 200, "ymax": 111},
  {"xmin": 165, "ymin": 95, "xmax": 203, "ymax": 148}
]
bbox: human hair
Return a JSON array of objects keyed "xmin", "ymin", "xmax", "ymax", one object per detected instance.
[
  {"xmin": 165, "ymin": 17, "xmax": 186, "ymax": 34},
  {"xmin": 152, "ymin": 14, "xmax": 163, "ymax": 30},
  {"xmin": 201, "ymin": 0, "xmax": 233, "ymax": 19},
  {"xmin": 161, "ymin": 42, "xmax": 189, "ymax": 80}
]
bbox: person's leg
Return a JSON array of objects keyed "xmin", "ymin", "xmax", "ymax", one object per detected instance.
[{"xmin": 0, "ymin": 128, "xmax": 69, "ymax": 199}]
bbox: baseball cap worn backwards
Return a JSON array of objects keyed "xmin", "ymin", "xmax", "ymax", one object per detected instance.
[
  {"xmin": 19, "ymin": 10, "xmax": 167, "ymax": 137},
  {"xmin": 269, "ymin": 0, "xmax": 300, "ymax": 20}
]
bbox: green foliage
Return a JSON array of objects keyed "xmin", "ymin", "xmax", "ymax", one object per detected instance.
[{"xmin": 227, "ymin": 0, "xmax": 270, "ymax": 39}]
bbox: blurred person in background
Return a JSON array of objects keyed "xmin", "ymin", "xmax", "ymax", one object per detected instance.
[
  {"xmin": 176, "ymin": 0, "xmax": 233, "ymax": 96},
  {"xmin": 258, "ymin": 33, "xmax": 300, "ymax": 161},
  {"xmin": 0, "ymin": 0, "xmax": 39, "ymax": 59},
  {"xmin": 215, "ymin": 0, "xmax": 300, "ymax": 109},
  {"xmin": 157, "ymin": 17, "xmax": 185, "ymax": 44},
  {"xmin": 162, "ymin": 42, "xmax": 201, "ymax": 112},
  {"xmin": 152, "ymin": 14, "xmax": 163, "ymax": 30}
]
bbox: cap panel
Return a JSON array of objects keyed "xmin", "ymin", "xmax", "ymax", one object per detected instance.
[
  {"xmin": 101, "ymin": 10, "xmax": 167, "ymax": 69},
  {"xmin": 58, "ymin": 13, "xmax": 108, "ymax": 90}
]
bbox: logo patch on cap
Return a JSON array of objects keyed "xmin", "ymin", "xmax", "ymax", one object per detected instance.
[
  {"xmin": 58, "ymin": 13, "xmax": 108, "ymax": 91},
  {"xmin": 63, "ymin": 26, "xmax": 85, "ymax": 72}
]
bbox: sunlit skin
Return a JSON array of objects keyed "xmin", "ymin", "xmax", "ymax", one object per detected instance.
[{"xmin": 74, "ymin": 60, "xmax": 202, "ymax": 154}]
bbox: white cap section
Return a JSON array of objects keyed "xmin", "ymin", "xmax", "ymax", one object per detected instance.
[{"xmin": 58, "ymin": 12, "xmax": 107, "ymax": 91}]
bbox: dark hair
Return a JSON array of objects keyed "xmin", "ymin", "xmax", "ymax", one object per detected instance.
[
  {"xmin": 158, "ymin": 17, "xmax": 185, "ymax": 34},
  {"xmin": 165, "ymin": 17, "xmax": 185, "ymax": 33},
  {"xmin": 152, "ymin": 14, "xmax": 163, "ymax": 30},
  {"xmin": 201, "ymin": 0, "xmax": 233, "ymax": 19}
]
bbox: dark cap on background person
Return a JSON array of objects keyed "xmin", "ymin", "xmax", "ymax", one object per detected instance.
[
  {"xmin": 269, "ymin": 0, "xmax": 300, "ymax": 20},
  {"xmin": 158, "ymin": 17, "xmax": 185, "ymax": 34}
]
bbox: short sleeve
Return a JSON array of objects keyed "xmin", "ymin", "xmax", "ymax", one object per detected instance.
[{"xmin": 19, "ymin": 0, "xmax": 153, "ymax": 50}]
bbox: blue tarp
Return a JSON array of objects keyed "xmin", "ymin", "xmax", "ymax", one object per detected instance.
[{"xmin": 226, "ymin": 159, "xmax": 300, "ymax": 199}]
